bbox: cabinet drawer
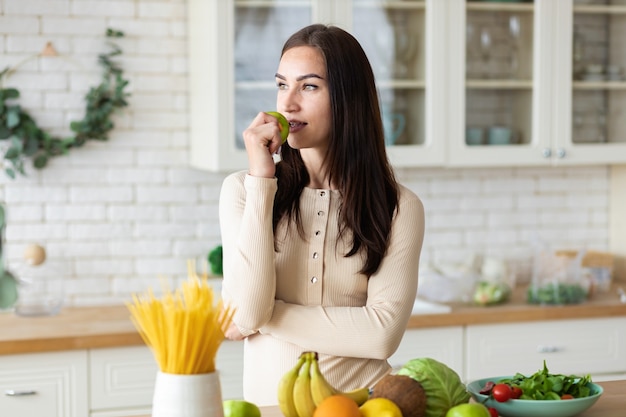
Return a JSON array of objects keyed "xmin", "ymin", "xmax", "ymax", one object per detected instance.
[
  {"xmin": 389, "ymin": 327, "xmax": 464, "ymax": 378},
  {"xmin": 0, "ymin": 350, "xmax": 88, "ymax": 417},
  {"xmin": 89, "ymin": 346, "xmax": 158, "ymax": 412},
  {"xmin": 466, "ymin": 317, "xmax": 626, "ymax": 381}
]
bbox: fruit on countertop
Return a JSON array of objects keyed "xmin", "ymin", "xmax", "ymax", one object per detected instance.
[
  {"xmin": 371, "ymin": 373, "xmax": 427, "ymax": 417},
  {"xmin": 397, "ymin": 357, "xmax": 471, "ymax": 417},
  {"xmin": 277, "ymin": 352, "xmax": 369, "ymax": 417},
  {"xmin": 473, "ymin": 281, "xmax": 511, "ymax": 306},
  {"xmin": 445, "ymin": 403, "xmax": 491, "ymax": 417},
  {"xmin": 265, "ymin": 111, "xmax": 289, "ymax": 143},
  {"xmin": 24, "ymin": 243, "xmax": 47, "ymax": 266},
  {"xmin": 360, "ymin": 397, "xmax": 403, "ymax": 417},
  {"xmin": 313, "ymin": 395, "xmax": 361, "ymax": 417},
  {"xmin": 223, "ymin": 399, "xmax": 262, "ymax": 417}
]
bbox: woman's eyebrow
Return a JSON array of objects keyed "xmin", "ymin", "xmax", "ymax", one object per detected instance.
[{"xmin": 275, "ymin": 73, "xmax": 325, "ymax": 81}]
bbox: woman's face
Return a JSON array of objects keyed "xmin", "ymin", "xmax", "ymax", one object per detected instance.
[{"xmin": 275, "ymin": 46, "xmax": 331, "ymax": 153}]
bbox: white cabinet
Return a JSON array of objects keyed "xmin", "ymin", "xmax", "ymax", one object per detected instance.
[
  {"xmin": 448, "ymin": 0, "xmax": 626, "ymax": 167},
  {"xmin": 0, "ymin": 350, "xmax": 88, "ymax": 417},
  {"xmin": 389, "ymin": 327, "xmax": 464, "ymax": 377},
  {"xmin": 465, "ymin": 317, "xmax": 626, "ymax": 382},
  {"xmin": 188, "ymin": 0, "xmax": 626, "ymax": 172},
  {"xmin": 89, "ymin": 346, "xmax": 157, "ymax": 417},
  {"xmin": 188, "ymin": 0, "xmax": 443, "ymax": 172}
]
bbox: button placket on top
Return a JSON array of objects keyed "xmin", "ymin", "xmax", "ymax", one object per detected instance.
[{"xmin": 307, "ymin": 190, "xmax": 329, "ymax": 304}]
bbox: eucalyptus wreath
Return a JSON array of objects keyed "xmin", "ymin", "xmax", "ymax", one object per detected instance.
[{"xmin": 0, "ymin": 28, "xmax": 130, "ymax": 179}]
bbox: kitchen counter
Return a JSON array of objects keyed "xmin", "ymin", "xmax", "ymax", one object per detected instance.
[
  {"xmin": 255, "ymin": 379, "xmax": 626, "ymax": 417},
  {"xmin": 1, "ymin": 285, "xmax": 625, "ymax": 355}
]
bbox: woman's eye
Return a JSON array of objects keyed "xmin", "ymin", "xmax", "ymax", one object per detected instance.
[
  {"xmin": 276, "ymin": 82, "xmax": 288, "ymax": 90},
  {"xmin": 303, "ymin": 84, "xmax": 317, "ymax": 91}
]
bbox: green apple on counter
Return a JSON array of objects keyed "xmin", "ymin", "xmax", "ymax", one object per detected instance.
[
  {"xmin": 445, "ymin": 403, "xmax": 491, "ymax": 417},
  {"xmin": 223, "ymin": 399, "xmax": 261, "ymax": 417}
]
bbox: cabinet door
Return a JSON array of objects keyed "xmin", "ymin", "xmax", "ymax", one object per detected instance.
[
  {"xmin": 448, "ymin": 0, "xmax": 555, "ymax": 167},
  {"xmin": 0, "ymin": 350, "xmax": 88, "ymax": 417},
  {"xmin": 89, "ymin": 346, "xmax": 157, "ymax": 414},
  {"xmin": 188, "ymin": 0, "xmax": 315, "ymax": 172},
  {"xmin": 465, "ymin": 317, "xmax": 626, "ymax": 381},
  {"xmin": 389, "ymin": 327, "xmax": 464, "ymax": 378},
  {"xmin": 552, "ymin": 0, "xmax": 626, "ymax": 165},
  {"xmin": 349, "ymin": 0, "xmax": 446, "ymax": 167},
  {"xmin": 188, "ymin": 0, "xmax": 444, "ymax": 172}
]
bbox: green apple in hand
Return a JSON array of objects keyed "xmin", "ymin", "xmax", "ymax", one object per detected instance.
[
  {"xmin": 446, "ymin": 403, "xmax": 491, "ymax": 417},
  {"xmin": 265, "ymin": 111, "xmax": 289, "ymax": 143}
]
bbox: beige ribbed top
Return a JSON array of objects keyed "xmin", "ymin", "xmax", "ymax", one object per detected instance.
[{"xmin": 219, "ymin": 171, "xmax": 425, "ymax": 405}]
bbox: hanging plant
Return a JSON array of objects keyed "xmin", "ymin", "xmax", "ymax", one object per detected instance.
[{"xmin": 0, "ymin": 28, "xmax": 130, "ymax": 179}]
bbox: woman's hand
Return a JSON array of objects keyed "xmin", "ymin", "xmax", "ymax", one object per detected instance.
[
  {"xmin": 243, "ymin": 112, "xmax": 286, "ymax": 178},
  {"xmin": 224, "ymin": 321, "xmax": 246, "ymax": 341}
]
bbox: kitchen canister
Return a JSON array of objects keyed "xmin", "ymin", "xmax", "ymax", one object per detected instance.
[{"xmin": 152, "ymin": 371, "xmax": 224, "ymax": 417}]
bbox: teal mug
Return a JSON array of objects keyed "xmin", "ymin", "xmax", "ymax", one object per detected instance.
[{"xmin": 382, "ymin": 106, "xmax": 406, "ymax": 146}]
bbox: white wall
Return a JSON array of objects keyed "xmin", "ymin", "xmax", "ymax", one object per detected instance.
[{"xmin": 0, "ymin": 0, "xmax": 610, "ymax": 306}]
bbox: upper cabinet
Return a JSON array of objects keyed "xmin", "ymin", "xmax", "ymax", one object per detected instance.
[
  {"xmin": 447, "ymin": 0, "xmax": 626, "ymax": 167},
  {"xmin": 187, "ymin": 0, "xmax": 626, "ymax": 173}
]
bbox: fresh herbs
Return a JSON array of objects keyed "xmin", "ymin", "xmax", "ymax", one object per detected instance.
[
  {"xmin": 0, "ymin": 28, "xmax": 129, "ymax": 179},
  {"xmin": 498, "ymin": 361, "xmax": 593, "ymax": 400}
]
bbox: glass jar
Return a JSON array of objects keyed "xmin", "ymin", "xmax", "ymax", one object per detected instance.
[
  {"xmin": 14, "ymin": 257, "xmax": 64, "ymax": 317},
  {"xmin": 527, "ymin": 248, "xmax": 590, "ymax": 305}
]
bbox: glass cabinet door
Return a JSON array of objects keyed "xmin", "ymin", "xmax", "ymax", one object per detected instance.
[
  {"xmin": 556, "ymin": 0, "xmax": 626, "ymax": 164},
  {"xmin": 447, "ymin": 0, "xmax": 550, "ymax": 167},
  {"xmin": 349, "ymin": 0, "xmax": 445, "ymax": 167},
  {"xmin": 234, "ymin": 1, "xmax": 313, "ymax": 150}
]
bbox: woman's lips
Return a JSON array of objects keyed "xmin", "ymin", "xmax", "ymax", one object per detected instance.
[{"xmin": 288, "ymin": 121, "xmax": 306, "ymax": 134}]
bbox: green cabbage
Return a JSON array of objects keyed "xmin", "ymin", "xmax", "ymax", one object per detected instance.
[{"xmin": 397, "ymin": 357, "xmax": 470, "ymax": 417}]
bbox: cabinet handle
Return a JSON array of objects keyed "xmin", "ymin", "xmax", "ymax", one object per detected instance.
[
  {"xmin": 555, "ymin": 148, "xmax": 566, "ymax": 158},
  {"xmin": 5, "ymin": 389, "xmax": 38, "ymax": 396},
  {"xmin": 536, "ymin": 345, "xmax": 561, "ymax": 353},
  {"xmin": 542, "ymin": 148, "xmax": 552, "ymax": 158}
]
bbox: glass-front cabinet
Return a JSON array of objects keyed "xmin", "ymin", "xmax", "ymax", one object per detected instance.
[
  {"xmin": 188, "ymin": 0, "xmax": 443, "ymax": 172},
  {"xmin": 448, "ymin": 0, "xmax": 626, "ymax": 167},
  {"xmin": 188, "ymin": 0, "xmax": 626, "ymax": 173}
]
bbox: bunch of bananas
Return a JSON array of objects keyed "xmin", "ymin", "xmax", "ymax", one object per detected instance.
[{"xmin": 277, "ymin": 351, "xmax": 370, "ymax": 417}]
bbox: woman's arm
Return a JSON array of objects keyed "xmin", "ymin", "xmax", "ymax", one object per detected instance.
[
  {"xmin": 260, "ymin": 187, "xmax": 425, "ymax": 359},
  {"xmin": 219, "ymin": 172, "xmax": 279, "ymax": 335}
]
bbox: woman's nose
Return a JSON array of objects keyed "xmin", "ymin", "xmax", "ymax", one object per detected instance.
[{"xmin": 278, "ymin": 89, "xmax": 299, "ymax": 113}]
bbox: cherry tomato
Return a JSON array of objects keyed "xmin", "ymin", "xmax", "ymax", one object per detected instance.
[
  {"xmin": 488, "ymin": 407, "xmax": 499, "ymax": 417},
  {"xmin": 561, "ymin": 394, "xmax": 574, "ymax": 400},
  {"xmin": 491, "ymin": 383, "xmax": 513, "ymax": 402},
  {"xmin": 510, "ymin": 386, "xmax": 523, "ymax": 399}
]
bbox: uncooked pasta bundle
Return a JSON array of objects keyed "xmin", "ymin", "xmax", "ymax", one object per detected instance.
[{"xmin": 127, "ymin": 261, "xmax": 234, "ymax": 375}]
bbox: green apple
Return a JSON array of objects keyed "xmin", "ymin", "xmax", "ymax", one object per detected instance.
[
  {"xmin": 445, "ymin": 403, "xmax": 491, "ymax": 417},
  {"xmin": 223, "ymin": 399, "xmax": 261, "ymax": 417},
  {"xmin": 265, "ymin": 111, "xmax": 289, "ymax": 143}
]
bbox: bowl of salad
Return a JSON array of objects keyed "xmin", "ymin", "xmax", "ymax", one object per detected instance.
[{"xmin": 466, "ymin": 362, "xmax": 603, "ymax": 417}]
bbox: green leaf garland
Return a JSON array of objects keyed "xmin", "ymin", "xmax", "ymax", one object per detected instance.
[{"xmin": 0, "ymin": 28, "xmax": 130, "ymax": 179}]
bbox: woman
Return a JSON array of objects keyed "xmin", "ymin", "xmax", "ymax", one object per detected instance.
[{"xmin": 219, "ymin": 24, "xmax": 425, "ymax": 405}]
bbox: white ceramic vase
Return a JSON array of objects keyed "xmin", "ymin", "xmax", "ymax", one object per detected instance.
[{"xmin": 152, "ymin": 371, "xmax": 224, "ymax": 417}]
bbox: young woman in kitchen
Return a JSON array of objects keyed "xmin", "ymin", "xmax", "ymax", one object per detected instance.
[{"xmin": 219, "ymin": 23, "xmax": 425, "ymax": 405}]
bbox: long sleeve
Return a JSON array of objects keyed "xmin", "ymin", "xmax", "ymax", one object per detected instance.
[{"xmin": 219, "ymin": 172, "xmax": 278, "ymax": 334}]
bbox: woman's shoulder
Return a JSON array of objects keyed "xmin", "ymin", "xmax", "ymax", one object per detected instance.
[{"xmin": 397, "ymin": 183, "xmax": 423, "ymax": 206}]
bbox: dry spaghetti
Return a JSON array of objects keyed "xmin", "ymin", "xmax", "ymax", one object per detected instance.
[{"xmin": 127, "ymin": 261, "xmax": 234, "ymax": 375}]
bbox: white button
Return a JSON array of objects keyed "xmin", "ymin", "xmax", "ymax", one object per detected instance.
[
  {"xmin": 315, "ymin": 230, "xmax": 321, "ymax": 236},
  {"xmin": 320, "ymin": 191, "xmax": 326, "ymax": 197},
  {"xmin": 313, "ymin": 252, "xmax": 319, "ymax": 259},
  {"xmin": 311, "ymin": 276, "xmax": 318, "ymax": 284},
  {"xmin": 317, "ymin": 211, "xmax": 324, "ymax": 216}
]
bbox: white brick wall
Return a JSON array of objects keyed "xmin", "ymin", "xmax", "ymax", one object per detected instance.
[{"xmin": 0, "ymin": 0, "xmax": 610, "ymax": 306}]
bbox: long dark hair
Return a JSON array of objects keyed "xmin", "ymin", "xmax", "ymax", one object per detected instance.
[{"xmin": 273, "ymin": 24, "xmax": 399, "ymax": 277}]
